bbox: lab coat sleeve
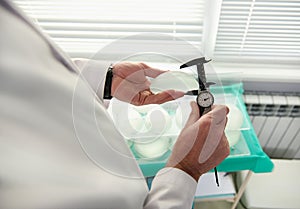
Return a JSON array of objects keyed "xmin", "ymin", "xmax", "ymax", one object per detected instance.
[
  {"xmin": 72, "ymin": 58, "xmax": 111, "ymax": 101},
  {"xmin": 73, "ymin": 59, "xmax": 198, "ymax": 208},
  {"xmin": 144, "ymin": 167, "xmax": 197, "ymax": 209}
]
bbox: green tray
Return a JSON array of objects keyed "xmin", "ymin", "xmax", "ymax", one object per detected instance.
[{"xmin": 134, "ymin": 83, "xmax": 274, "ymax": 177}]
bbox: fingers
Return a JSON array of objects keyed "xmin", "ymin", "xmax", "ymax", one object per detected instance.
[
  {"xmin": 207, "ymin": 105, "xmax": 229, "ymax": 127},
  {"xmin": 220, "ymin": 134, "xmax": 230, "ymax": 158},
  {"xmin": 144, "ymin": 90, "xmax": 185, "ymax": 104},
  {"xmin": 200, "ymin": 134, "xmax": 230, "ymax": 170},
  {"xmin": 139, "ymin": 63, "xmax": 168, "ymax": 78},
  {"xmin": 113, "ymin": 62, "xmax": 167, "ymax": 86},
  {"xmin": 184, "ymin": 101, "xmax": 200, "ymax": 128},
  {"xmin": 131, "ymin": 89, "xmax": 184, "ymax": 106},
  {"xmin": 144, "ymin": 67, "xmax": 167, "ymax": 78},
  {"xmin": 184, "ymin": 104, "xmax": 228, "ymax": 129},
  {"xmin": 197, "ymin": 105, "xmax": 229, "ymax": 164},
  {"xmin": 211, "ymin": 105, "xmax": 229, "ymax": 115},
  {"xmin": 198, "ymin": 117, "xmax": 227, "ymax": 164}
]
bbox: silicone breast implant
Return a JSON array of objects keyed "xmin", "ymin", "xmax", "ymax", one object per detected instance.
[
  {"xmin": 134, "ymin": 106, "xmax": 171, "ymax": 159},
  {"xmin": 134, "ymin": 136, "xmax": 171, "ymax": 159},
  {"xmin": 115, "ymin": 106, "xmax": 144, "ymax": 138},
  {"xmin": 144, "ymin": 105, "xmax": 171, "ymax": 135},
  {"xmin": 150, "ymin": 71, "xmax": 198, "ymax": 93},
  {"xmin": 225, "ymin": 104, "xmax": 244, "ymax": 147}
]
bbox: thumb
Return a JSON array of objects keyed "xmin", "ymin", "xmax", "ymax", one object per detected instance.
[{"xmin": 184, "ymin": 101, "xmax": 200, "ymax": 128}]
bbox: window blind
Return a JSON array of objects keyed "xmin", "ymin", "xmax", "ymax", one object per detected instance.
[
  {"xmin": 214, "ymin": 0, "xmax": 300, "ymax": 64},
  {"xmin": 13, "ymin": 0, "xmax": 204, "ymax": 58}
]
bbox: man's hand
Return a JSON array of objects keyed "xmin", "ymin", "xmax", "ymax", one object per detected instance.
[
  {"xmin": 166, "ymin": 102, "xmax": 230, "ymax": 181},
  {"xmin": 111, "ymin": 62, "xmax": 185, "ymax": 106}
]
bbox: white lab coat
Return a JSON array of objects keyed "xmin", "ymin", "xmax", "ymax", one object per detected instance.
[{"xmin": 0, "ymin": 1, "xmax": 197, "ymax": 209}]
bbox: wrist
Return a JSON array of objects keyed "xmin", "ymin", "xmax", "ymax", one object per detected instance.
[
  {"xmin": 103, "ymin": 64, "xmax": 114, "ymax": 99},
  {"xmin": 167, "ymin": 163, "xmax": 202, "ymax": 182}
]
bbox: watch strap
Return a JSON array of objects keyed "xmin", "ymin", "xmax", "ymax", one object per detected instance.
[{"xmin": 103, "ymin": 64, "xmax": 113, "ymax": 99}]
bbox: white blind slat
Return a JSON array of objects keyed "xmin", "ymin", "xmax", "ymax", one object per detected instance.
[
  {"xmin": 12, "ymin": 0, "xmax": 300, "ymax": 65},
  {"xmin": 214, "ymin": 0, "xmax": 300, "ymax": 63},
  {"xmin": 13, "ymin": 0, "xmax": 204, "ymax": 58}
]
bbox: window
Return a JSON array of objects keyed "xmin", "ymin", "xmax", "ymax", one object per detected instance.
[
  {"xmin": 213, "ymin": 0, "xmax": 300, "ymax": 64},
  {"xmin": 12, "ymin": 0, "xmax": 300, "ymax": 80},
  {"xmin": 14, "ymin": 0, "xmax": 205, "ymax": 58}
]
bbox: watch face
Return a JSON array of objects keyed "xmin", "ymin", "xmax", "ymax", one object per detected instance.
[{"xmin": 197, "ymin": 90, "xmax": 214, "ymax": 108}]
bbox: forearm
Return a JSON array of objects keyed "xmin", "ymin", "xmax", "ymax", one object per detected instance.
[{"xmin": 143, "ymin": 167, "xmax": 197, "ymax": 209}]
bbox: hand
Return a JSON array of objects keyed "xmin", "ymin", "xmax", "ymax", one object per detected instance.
[
  {"xmin": 166, "ymin": 102, "xmax": 230, "ymax": 181},
  {"xmin": 111, "ymin": 62, "xmax": 185, "ymax": 106}
]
